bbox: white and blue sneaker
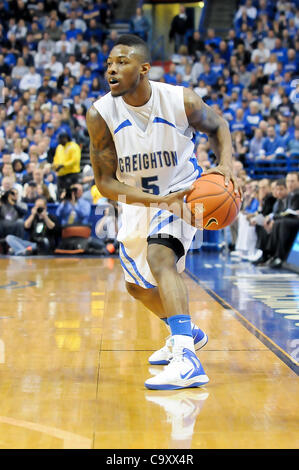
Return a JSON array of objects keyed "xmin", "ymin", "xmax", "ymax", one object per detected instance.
[
  {"xmin": 148, "ymin": 324, "xmax": 208, "ymax": 365},
  {"xmin": 145, "ymin": 336, "xmax": 209, "ymax": 391}
]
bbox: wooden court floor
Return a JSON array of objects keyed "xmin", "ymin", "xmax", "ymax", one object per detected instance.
[{"xmin": 0, "ymin": 256, "xmax": 298, "ymax": 449}]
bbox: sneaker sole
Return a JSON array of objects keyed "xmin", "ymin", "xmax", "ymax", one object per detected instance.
[
  {"xmin": 145, "ymin": 375, "xmax": 209, "ymax": 390},
  {"xmin": 148, "ymin": 334, "xmax": 208, "ymax": 366}
]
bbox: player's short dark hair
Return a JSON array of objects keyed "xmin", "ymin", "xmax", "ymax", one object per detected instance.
[{"xmin": 114, "ymin": 34, "xmax": 151, "ymax": 63}]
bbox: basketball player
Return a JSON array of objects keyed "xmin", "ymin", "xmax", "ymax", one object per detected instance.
[{"xmin": 87, "ymin": 35, "xmax": 239, "ymax": 390}]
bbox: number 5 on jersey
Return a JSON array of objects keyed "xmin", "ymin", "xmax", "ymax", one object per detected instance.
[{"xmin": 141, "ymin": 176, "xmax": 160, "ymax": 195}]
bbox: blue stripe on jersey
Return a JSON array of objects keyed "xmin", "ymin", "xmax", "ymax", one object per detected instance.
[
  {"xmin": 153, "ymin": 117, "xmax": 176, "ymax": 128},
  {"xmin": 114, "ymin": 119, "xmax": 132, "ymax": 134},
  {"xmin": 119, "ymin": 242, "xmax": 155, "ymax": 288},
  {"xmin": 149, "ymin": 214, "xmax": 178, "ymax": 237},
  {"xmin": 189, "ymin": 156, "xmax": 202, "ymax": 176}
]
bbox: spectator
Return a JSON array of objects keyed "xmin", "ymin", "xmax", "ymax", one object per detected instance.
[
  {"xmin": 260, "ymin": 125, "xmax": 285, "ymax": 160},
  {"xmin": 65, "ymin": 54, "xmax": 81, "ymax": 79},
  {"xmin": 130, "ymin": 7, "xmax": 151, "ymax": 42},
  {"xmin": 247, "ymin": 178, "xmax": 277, "ymax": 262},
  {"xmin": 233, "ymin": 179, "xmax": 259, "ymax": 258},
  {"xmin": 287, "ymin": 130, "xmax": 299, "ymax": 159},
  {"xmin": 248, "ymin": 127, "xmax": 265, "ymax": 160},
  {"xmin": 164, "ymin": 63, "xmax": 177, "ymax": 85},
  {"xmin": 43, "ymin": 54, "xmax": 64, "ymax": 78},
  {"xmin": 6, "ymin": 196, "xmax": 60, "ymax": 255},
  {"xmin": 188, "ymin": 31, "xmax": 205, "ymax": 59},
  {"xmin": 262, "ymin": 173, "xmax": 299, "ymax": 268},
  {"xmin": 244, "ymin": 101, "xmax": 263, "ymax": 138},
  {"xmin": 11, "ymin": 139, "xmax": 30, "ymax": 166},
  {"xmin": 53, "ymin": 132, "xmax": 81, "ymax": 195},
  {"xmin": 56, "ymin": 183, "xmax": 91, "ymax": 226},
  {"xmin": 12, "ymin": 57, "xmax": 29, "ymax": 81},
  {"xmin": 19, "ymin": 66, "xmax": 42, "ymax": 91},
  {"xmin": 0, "ymin": 184, "xmax": 26, "ymax": 239},
  {"xmin": 252, "ymin": 178, "xmax": 288, "ymax": 265},
  {"xmin": 169, "ymin": 4, "xmax": 189, "ymax": 53},
  {"xmin": 34, "ymin": 46, "xmax": 52, "ymax": 70}
]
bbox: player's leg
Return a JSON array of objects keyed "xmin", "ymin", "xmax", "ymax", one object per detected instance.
[
  {"xmin": 125, "ymin": 279, "xmax": 208, "ymax": 365},
  {"xmin": 144, "ymin": 242, "xmax": 209, "ymax": 390},
  {"xmin": 125, "ymin": 282, "xmax": 166, "ymax": 318}
]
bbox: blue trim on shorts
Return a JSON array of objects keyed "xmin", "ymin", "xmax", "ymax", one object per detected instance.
[
  {"xmin": 150, "ymin": 209, "xmax": 164, "ymax": 226},
  {"xmin": 149, "ymin": 214, "xmax": 177, "ymax": 236},
  {"xmin": 119, "ymin": 254, "xmax": 140, "ymax": 285},
  {"xmin": 119, "ymin": 242, "xmax": 155, "ymax": 289}
]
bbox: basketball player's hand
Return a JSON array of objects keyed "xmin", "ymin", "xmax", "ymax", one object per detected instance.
[
  {"xmin": 202, "ymin": 164, "xmax": 242, "ymax": 200},
  {"xmin": 161, "ymin": 186, "xmax": 202, "ymax": 229}
]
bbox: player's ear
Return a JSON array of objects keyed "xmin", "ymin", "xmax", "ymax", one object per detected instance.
[{"xmin": 140, "ymin": 62, "xmax": 150, "ymax": 76}]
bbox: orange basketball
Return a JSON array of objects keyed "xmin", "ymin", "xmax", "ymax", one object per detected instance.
[{"xmin": 186, "ymin": 174, "xmax": 241, "ymax": 230}]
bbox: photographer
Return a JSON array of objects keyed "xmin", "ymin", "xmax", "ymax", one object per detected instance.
[
  {"xmin": 5, "ymin": 197, "xmax": 60, "ymax": 255},
  {"xmin": 0, "ymin": 186, "xmax": 27, "ymax": 239},
  {"xmin": 56, "ymin": 183, "xmax": 91, "ymax": 226}
]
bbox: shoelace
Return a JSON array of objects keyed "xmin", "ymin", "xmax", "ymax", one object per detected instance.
[{"xmin": 168, "ymin": 346, "xmax": 185, "ymax": 365}]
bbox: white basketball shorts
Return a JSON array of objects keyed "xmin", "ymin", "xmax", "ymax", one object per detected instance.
[{"xmin": 117, "ymin": 203, "xmax": 197, "ymax": 288}]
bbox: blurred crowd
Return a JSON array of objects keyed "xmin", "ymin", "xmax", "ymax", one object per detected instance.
[{"xmin": 0, "ymin": 0, "xmax": 298, "ymax": 263}]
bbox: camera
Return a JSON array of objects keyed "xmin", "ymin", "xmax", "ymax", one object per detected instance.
[
  {"xmin": 37, "ymin": 207, "xmax": 44, "ymax": 214},
  {"xmin": 64, "ymin": 186, "xmax": 77, "ymax": 200},
  {"xmin": 0, "ymin": 188, "xmax": 16, "ymax": 202}
]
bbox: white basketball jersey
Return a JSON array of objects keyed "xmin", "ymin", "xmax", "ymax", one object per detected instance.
[{"xmin": 93, "ymin": 81, "xmax": 202, "ymax": 197}]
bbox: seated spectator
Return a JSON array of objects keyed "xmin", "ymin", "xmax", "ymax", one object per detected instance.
[
  {"xmin": 193, "ymin": 79, "xmax": 208, "ymax": 99},
  {"xmin": 65, "ymin": 54, "xmax": 81, "ymax": 79},
  {"xmin": 187, "ymin": 31, "xmax": 205, "ymax": 60},
  {"xmin": 251, "ymin": 40, "xmax": 270, "ymax": 64},
  {"xmin": 263, "ymin": 53, "xmax": 278, "ymax": 75},
  {"xmin": 38, "ymin": 31, "xmax": 56, "ymax": 55},
  {"xmin": 12, "ymin": 57, "xmax": 29, "ymax": 82},
  {"xmin": 43, "ymin": 54, "xmax": 63, "ymax": 78},
  {"xmin": 11, "ymin": 139, "xmax": 30, "ymax": 166},
  {"xmin": 19, "ymin": 66, "xmax": 42, "ymax": 92},
  {"xmin": 56, "ymin": 183, "xmax": 91, "ymax": 226},
  {"xmin": 55, "ymin": 32, "xmax": 74, "ymax": 55},
  {"xmin": 22, "ymin": 181, "xmax": 39, "ymax": 204},
  {"xmin": 246, "ymin": 178, "xmax": 277, "ymax": 261},
  {"xmin": 287, "ymin": 129, "xmax": 299, "ymax": 158},
  {"xmin": 164, "ymin": 63, "xmax": 177, "ymax": 85},
  {"xmin": 257, "ymin": 173, "xmax": 299, "ymax": 268},
  {"xmin": 204, "ymin": 28, "xmax": 222, "ymax": 49},
  {"xmin": 252, "ymin": 178, "xmax": 288, "ymax": 265},
  {"xmin": 34, "ymin": 46, "xmax": 52, "ymax": 70},
  {"xmin": 244, "ymin": 101, "xmax": 263, "ymax": 138},
  {"xmin": 5, "ymin": 197, "xmax": 60, "ymax": 255},
  {"xmin": 259, "ymin": 125, "xmax": 285, "ymax": 161},
  {"xmin": 232, "ymin": 130, "xmax": 249, "ymax": 164},
  {"xmin": 0, "ymin": 184, "xmax": 27, "ymax": 240},
  {"xmin": 198, "ymin": 63, "xmax": 218, "ymax": 87},
  {"xmin": 12, "ymin": 159, "xmax": 26, "ymax": 184},
  {"xmin": 230, "ymin": 108, "xmax": 245, "ymax": 133},
  {"xmin": 248, "ymin": 127, "xmax": 265, "ymax": 160}
]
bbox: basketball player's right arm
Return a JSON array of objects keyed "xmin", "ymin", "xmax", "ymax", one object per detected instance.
[{"xmin": 86, "ymin": 106, "xmax": 190, "ymax": 207}]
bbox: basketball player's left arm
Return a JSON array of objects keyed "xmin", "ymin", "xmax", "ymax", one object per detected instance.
[{"xmin": 184, "ymin": 88, "xmax": 240, "ymax": 195}]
